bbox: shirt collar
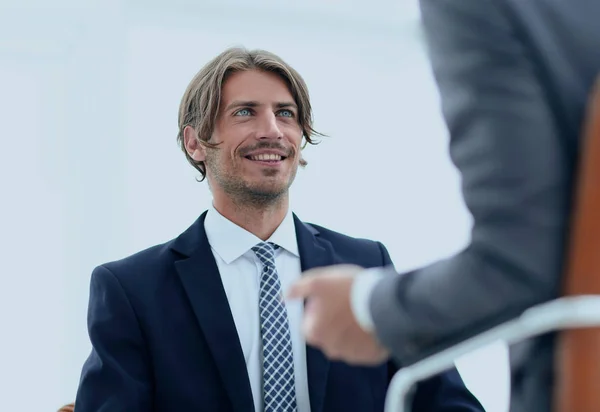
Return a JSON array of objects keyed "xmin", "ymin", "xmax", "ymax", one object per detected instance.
[{"xmin": 204, "ymin": 204, "xmax": 299, "ymax": 264}]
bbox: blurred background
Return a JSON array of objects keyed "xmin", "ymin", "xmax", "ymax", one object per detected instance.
[{"xmin": 0, "ymin": 0, "xmax": 509, "ymax": 410}]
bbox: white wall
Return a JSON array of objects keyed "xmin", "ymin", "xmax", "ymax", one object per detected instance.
[{"xmin": 0, "ymin": 1, "xmax": 508, "ymax": 410}]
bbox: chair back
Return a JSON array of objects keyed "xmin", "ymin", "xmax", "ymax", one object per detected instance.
[
  {"xmin": 57, "ymin": 404, "xmax": 74, "ymax": 412},
  {"xmin": 555, "ymin": 76, "xmax": 600, "ymax": 412}
]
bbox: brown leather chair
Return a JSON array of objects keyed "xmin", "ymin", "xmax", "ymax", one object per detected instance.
[
  {"xmin": 554, "ymin": 75, "xmax": 600, "ymax": 411},
  {"xmin": 57, "ymin": 403, "xmax": 74, "ymax": 412},
  {"xmin": 384, "ymin": 78, "xmax": 600, "ymax": 412}
]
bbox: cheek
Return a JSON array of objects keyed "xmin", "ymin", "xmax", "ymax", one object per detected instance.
[
  {"xmin": 285, "ymin": 127, "xmax": 304, "ymax": 149},
  {"xmin": 214, "ymin": 142, "xmax": 238, "ymax": 160}
]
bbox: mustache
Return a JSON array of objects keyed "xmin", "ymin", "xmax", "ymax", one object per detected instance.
[{"xmin": 239, "ymin": 142, "xmax": 295, "ymax": 157}]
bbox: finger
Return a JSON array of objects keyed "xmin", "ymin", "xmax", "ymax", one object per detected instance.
[
  {"xmin": 302, "ymin": 308, "xmax": 320, "ymax": 346},
  {"xmin": 287, "ymin": 275, "xmax": 320, "ymax": 300}
]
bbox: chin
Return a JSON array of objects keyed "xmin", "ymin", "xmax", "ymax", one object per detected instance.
[
  {"xmin": 253, "ymin": 185, "xmax": 288, "ymax": 197},
  {"xmin": 246, "ymin": 181, "xmax": 289, "ymax": 198}
]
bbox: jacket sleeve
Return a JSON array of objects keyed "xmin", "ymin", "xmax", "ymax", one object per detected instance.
[{"xmin": 75, "ymin": 265, "xmax": 153, "ymax": 411}]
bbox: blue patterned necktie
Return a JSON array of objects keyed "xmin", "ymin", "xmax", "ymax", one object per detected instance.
[{"xmin": 251, "ymin": 242, "xmax": 298, "ymax": 412}]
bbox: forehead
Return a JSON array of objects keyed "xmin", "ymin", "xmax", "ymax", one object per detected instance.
[{"xmin": 220, "ymin": 69, "xmax": 294, "ymax": 105}]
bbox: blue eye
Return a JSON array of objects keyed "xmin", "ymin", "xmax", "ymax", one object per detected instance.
[
  {"xmin": 278, "ymin": 110, "xmax": 294, "ymax": 118},
  {"xmin": 235, "ymin": 108, "xmax": 252, "ymax": 116}
]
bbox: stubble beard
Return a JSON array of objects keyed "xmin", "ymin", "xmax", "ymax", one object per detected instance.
[{"xmin": 206, "ymin": 152, "xmax": 298, "ymax": 209}]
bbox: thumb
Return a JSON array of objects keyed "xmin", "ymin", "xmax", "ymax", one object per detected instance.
[{"xmin": 287, "ymin": 276, "xmax": 320, "ymax": 300}]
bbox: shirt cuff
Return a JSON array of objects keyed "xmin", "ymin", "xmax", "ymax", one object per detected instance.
[{"xmin": 350, "ymin": 267, "xmax": 386, "ymax": 332}]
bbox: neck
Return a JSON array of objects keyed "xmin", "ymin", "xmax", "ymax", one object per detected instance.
[{"xmin": 212, "ymin": 193, "xmax": 289, "ymax": 241}]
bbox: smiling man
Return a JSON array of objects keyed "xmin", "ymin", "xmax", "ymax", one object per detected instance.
[{"xmin": 73, "ymin": 47, "xmax": 483, "ymax": 412}]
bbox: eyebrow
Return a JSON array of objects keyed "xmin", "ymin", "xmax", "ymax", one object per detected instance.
[{"xmin": 224, "ymin": 100, "xmax": 298, "ymax": 112}]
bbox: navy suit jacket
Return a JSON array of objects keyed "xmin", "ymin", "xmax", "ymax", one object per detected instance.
[{"xmin": 75, "ymin": 212, "xmax": 483, "ymax": 411}]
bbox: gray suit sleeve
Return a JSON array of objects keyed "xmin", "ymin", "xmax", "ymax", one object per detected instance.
[{"xmin": 370, "ymin": 0, "xmax": 573, "ymax": 363}]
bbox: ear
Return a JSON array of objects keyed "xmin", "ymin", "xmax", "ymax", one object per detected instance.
[{"xmin": 183, "ymin": 126, "xmax": 206, "ymax": 162}]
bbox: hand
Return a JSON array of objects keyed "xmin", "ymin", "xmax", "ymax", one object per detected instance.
[{"xmin": 288, "ymin": 264, "xmax": 390, "ymax": 365}]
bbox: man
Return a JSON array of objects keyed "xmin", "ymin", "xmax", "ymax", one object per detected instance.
[
  {"xmin": 289, "ymin": 0, "xmax": 600, "ymax": 411},
  {"xmin": 74, "ymin": 47, "xmax": 483, "ymax": 411}
]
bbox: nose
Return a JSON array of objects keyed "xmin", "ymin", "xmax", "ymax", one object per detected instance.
[{"xmin": 256, "ymin": 112, "xmax": 283, "ymax": 140}]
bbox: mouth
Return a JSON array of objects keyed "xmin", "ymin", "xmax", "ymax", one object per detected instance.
[{"xmin": 244, "ymin": 152, "xmax": 288, "ymax": 165}]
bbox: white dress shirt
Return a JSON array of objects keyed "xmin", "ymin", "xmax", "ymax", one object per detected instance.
[
  {"xmin": 204, "ymin": 205, "xmax": 311, "ymax": 412},
  {"xmin": 350, "ymin": 268, "xmax": 387, "ymax": 332}
]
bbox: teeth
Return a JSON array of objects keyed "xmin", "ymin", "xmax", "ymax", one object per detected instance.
[{"xmin": 250, "ymin": 153, "xmax": 282, "ymax": 161}]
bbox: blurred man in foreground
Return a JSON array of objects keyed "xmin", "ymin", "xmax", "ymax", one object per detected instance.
[{"xmin": 290, "ymin": 0, "xmax": 600, "ymax": 410}]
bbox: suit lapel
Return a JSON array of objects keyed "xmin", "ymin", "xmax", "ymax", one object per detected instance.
[
  {"xmin": 294, "ymin": 215, "xmax": 335, "ymax": 412},
  {"xmin": 172, "ymin": 213, "xmax": 254, "ymax": 412}
]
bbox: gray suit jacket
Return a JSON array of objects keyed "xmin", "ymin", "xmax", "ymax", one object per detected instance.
[{"xmin": 369, "ymin": 0, "xmax": 600, "ymax": 410}]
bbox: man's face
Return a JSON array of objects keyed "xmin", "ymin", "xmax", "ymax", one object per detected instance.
[{"xmin": 190, "ymin": 69, "xmax": 303, "ymax": 205}]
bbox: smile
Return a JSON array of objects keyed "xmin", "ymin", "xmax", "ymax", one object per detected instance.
[
  {"xmin": 243, "ymin": 146, "xmax": 291, "ymax": 165},
  {"xmin": 246, "ymin": 153, "xmax": 286, "ymax": 162}
]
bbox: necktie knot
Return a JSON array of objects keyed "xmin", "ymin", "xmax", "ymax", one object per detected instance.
[{"xmin": 251, "ymin": 242, "xmax": 279, "ymax": 267}]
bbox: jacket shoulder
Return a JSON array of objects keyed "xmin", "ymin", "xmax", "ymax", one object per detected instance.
[
  {"xmin": 306, "ymin": 222, "xmax": 388, "ymax": 266},
  {"xmin": 96, "ymin": 238, "xmax": 177, "ymax": 283}
]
